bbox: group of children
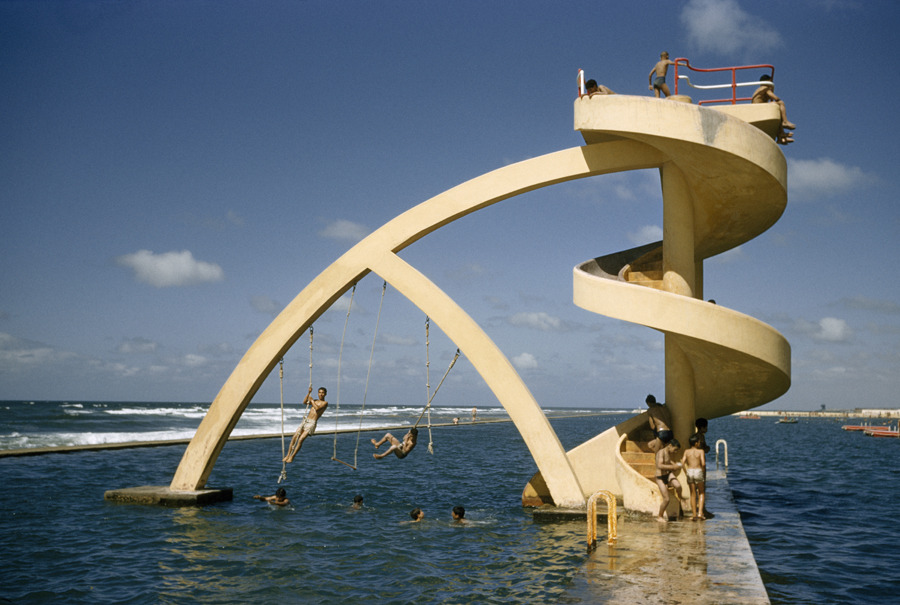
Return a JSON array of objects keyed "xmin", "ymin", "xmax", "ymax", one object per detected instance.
[
  {"xmin": 409, "ymin": 505, "xmax": 466, "ymax": 524},
  {"xmin": 582, "ymin": 51, "xmax": 796, "ymax": 145},
  {"xmin": 646, "ymin": 394, "xmax": 709, "ymax": 523},
  {"xmin": 279, "ymin": 384, "xmax": 710, "ymax": 524},
  {"xmin": 253, "ymin": 490, "xmax": 467, "ymax": 525}
]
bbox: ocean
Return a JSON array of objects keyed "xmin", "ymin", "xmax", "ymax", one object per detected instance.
[{"xmin": 1, "ymin": 400, "xmax": 899, "ymax": 603}]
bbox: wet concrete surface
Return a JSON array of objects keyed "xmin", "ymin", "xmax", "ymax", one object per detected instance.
[{"xmin": 553, "ymin": 469, "xmax": 770, "ymax": 603}]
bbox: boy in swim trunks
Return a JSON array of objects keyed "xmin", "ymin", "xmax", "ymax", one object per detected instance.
[
  {"xmin": 372, "ymin": 427, "xmax": 418, "ymax": 460},
  {"xmin": 646, "ymin": 394, "xmax": 673, "ymax": 452},
  {"xmin": 752, "ymin": 74, "xmax": 796, "ymax": 144},
  {"xmin": 648, "ymin": 51, "xmax": 676, "ymax": 98},
  {"xmin": 284, "ymin": 386, "xmax": 328, "ymax": 463},
  {"xmin": 655, "ymin": 438, "xmax": 684, "ymax": 522},
  {"xmin": 684, "ymin": 434, "xmax": 707, "ymax": 520}
]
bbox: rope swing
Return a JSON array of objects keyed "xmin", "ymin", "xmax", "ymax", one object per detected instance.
[
  {"xmin": 331, "ymin": 284, "xmax": 357, "ymax": 469},
  {"xmin": 415, "ymin": 316, "xmax": 461, "ymax": 454},
  {"xmin": 351, "ymin": 281, "xmax": 387, "ymax": 468},
  {"xmin": 331, "ymin": 281, "xmax": 388, "ymax": 469},
  {"xmin": 277, "ymin": 326, "xmax": 314, "ymax": 484},
  {"xmin": 277, "ymin": 358, "xmax": 287, "ymax": 483}
]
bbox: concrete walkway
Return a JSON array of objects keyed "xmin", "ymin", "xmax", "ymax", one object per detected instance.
[{"xmin": 562, "ymin": 469, "xmax": 769, "ymax": 603}]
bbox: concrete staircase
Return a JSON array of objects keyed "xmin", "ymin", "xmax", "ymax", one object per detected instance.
[
  {"xmin": 621, "ymin": 246, "xmax": 663, "ymax": 289},
  {"xmin": 620, "ymin": 439, "xmax": 657, "ymax": 479}
]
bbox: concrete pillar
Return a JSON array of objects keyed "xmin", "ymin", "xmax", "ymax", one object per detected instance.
[
  {"xmin": 660, "ymin": 162, "xmax": 697, "ymax": 444},
  {"xmin": 665, "ymin": 337, "xmax": 696, "ymax": 446},
  {"xmin": 661, "ymin": 162, "xmax": 695, "ymax": 296}
]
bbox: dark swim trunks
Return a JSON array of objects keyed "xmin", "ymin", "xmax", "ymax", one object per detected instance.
[{"xmin": 653, "ymin": 75, "xmax": 666, "ymax": 89}]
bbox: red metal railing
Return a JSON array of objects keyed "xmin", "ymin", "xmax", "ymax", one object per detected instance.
[{"xmin": 673, "ymin": 58, "xmax": 774, "ymax": 105}]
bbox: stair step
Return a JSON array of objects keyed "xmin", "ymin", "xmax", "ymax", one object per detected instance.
[{"xmin": 623, "ymin": 440, "xmax": 654, "ymax": 453}]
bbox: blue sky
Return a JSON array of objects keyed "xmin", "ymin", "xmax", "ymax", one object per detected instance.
[{"xmin": 1, "ymin": 0, "xmax": 898, "ymax": 411}]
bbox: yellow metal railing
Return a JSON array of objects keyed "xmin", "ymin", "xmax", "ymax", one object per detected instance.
[{"xmin": 586, "ymin": 490, "xmax": 618, "ymax": 551}]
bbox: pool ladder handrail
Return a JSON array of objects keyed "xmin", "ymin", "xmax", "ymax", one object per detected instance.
[
  {"xmin": 586, "ymin": 490, "xmax": 618, "ymax": 551},
  {"xmin": 715, "ymin": 439, "xmax": 728, "ymax": 469}
]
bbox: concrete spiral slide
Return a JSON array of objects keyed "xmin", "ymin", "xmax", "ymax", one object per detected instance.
[{"xmin": 164, "ymin": 94, "xmax": 790, "ymax": 511}]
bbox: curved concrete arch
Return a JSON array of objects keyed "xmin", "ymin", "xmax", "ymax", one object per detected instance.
[
  {"xmin": 170, "ymin": 139, "xmax": 667, "ymax": 507},
  {"xmin": 172, "ymin": 94, "xmax": 790, "ymax": 513}
]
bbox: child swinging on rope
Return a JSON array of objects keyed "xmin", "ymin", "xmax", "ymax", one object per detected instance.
[
  {"xmin": 371, "ymin": 427, "xmax": 417, "ymax": 460},
  {"xmin": 284, "ymin": 386, "xmax": 328, "ymax": 463}
]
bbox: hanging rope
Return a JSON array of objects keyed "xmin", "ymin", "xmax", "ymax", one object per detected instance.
[
  {"xmin": 423, "ymin": 317, "xmax": 433, "ymax": 454},
  {"xmin": 415, "ymin": 316, "xmax": 461, "ymax": 454},
  {"xmin": 349, "ymin": 281, "xmax": 387, "ymax": 468},
  {"xmin": 278, "ymin": 326, "xmax": 314, "ymax": 484},
  {"xmin": 277, "ymin": 358, "xmax": 287, "ymax": 483},
  {"xmin": 332, "ymin": 284, "xmax": 357, "ymax": 469}
]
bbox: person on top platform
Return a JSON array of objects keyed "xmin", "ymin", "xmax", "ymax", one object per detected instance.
[
  {"xmin": 584, "ymin": 78, "xmax": 615, "ymax": 96},
  {"xmin": 752, "ymin": 73, "xmax": 796, "ymax": 145},
  {"xmin": 283, "ymin": 386, "xmax": 328, "ymax": 463},
  {"xmin": 648, "ymin": 51, "xmax": 676, "ymax": 98}
]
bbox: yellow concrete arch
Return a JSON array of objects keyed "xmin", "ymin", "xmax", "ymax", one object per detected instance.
[
  {"xmin": 170, "ymin": 94, "xmax": 791, "ymax": 513},
  {"xmin": 170, "ymin": 139, "xmax": 666, "ymax": 508}
]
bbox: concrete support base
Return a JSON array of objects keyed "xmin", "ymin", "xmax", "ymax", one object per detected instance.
[{"xmin": 104, "ymin": 485, "xmax": 233, "ymax": 507}]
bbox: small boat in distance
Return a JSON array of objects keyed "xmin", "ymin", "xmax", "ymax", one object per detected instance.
[
  {"xmin": 777, "ymin": 416, "xmax": 797, "ymax": 424},
  {"xmin": 864, "ymin": 424, "xmax": 899, "ymax": 438},
  {"xmin": 842, "ymin": 424, "xmax": 890, "ymax": 432}
]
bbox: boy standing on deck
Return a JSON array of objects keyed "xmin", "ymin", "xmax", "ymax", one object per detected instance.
[
  {"xmin": 684, "ymin": 435, "xmax": 707, "ymax": 520},
  {"xmin": 284, "ymin": 386, "xmax": 328, "ymax": 463},
  {"xmin": 655, "ymin": 438, "xmax": 684, "ymax": 522}
]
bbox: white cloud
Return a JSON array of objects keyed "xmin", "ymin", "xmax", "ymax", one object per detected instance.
[
  {"xmin": 182, "ymin": 353, "xmax": 208, "ymax": 367},
  {"xmin": 116, "ymin": 250, "xmax": 224, "ymax": 288},
  {"xmin": 815, "ymin": 317, "xmax": 852, "ymax": 342},
  {"xmin": 796, "ymin": 317, "xmax": 853, "ymax": 342},
  {"xmin": 226, "ymin": 210, "xmax": 245, "ymax": 226},
  {"xmin": 681, "ymin": 0, "xmax": 782, "ymax": 55},
  {"xmin": 512, "ymin": 352, "xmax": 538, "ymax": 370},
  {"xmin": 509, "ymin": 312, "xmax": 563, "ymax": 331},
  {"xmin": 788, "ymin": 157, "xmax": 874, "ymax": 200},
  {"xmin": 320, "ymin": 219, "xmax": 369, "ymax": 243},
  {"xmin": 629, "ymin": 225, "xmax": 662, "ymax": 246},
  {"xmin": 116, "ymin": 337, "xmax": 158, "ymax": 354}
]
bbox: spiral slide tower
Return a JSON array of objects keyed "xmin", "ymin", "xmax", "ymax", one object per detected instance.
[{"xmin": 162, "ymin": 93, "xmax": 789, "ymax": 512}]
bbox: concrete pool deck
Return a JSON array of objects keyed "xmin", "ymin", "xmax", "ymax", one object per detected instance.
[{"xmin": 534, "ymin": 468, "xmax": 769, "ymax": 603}]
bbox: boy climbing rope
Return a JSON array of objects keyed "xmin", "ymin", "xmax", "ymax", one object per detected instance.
[
  {"xmin": 284, "ymin": 386, "xmax": 328, "ymax": 463},
  {"xmin": 372, "ymin": 427, "xmax": 418, "ymax": 460}
]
